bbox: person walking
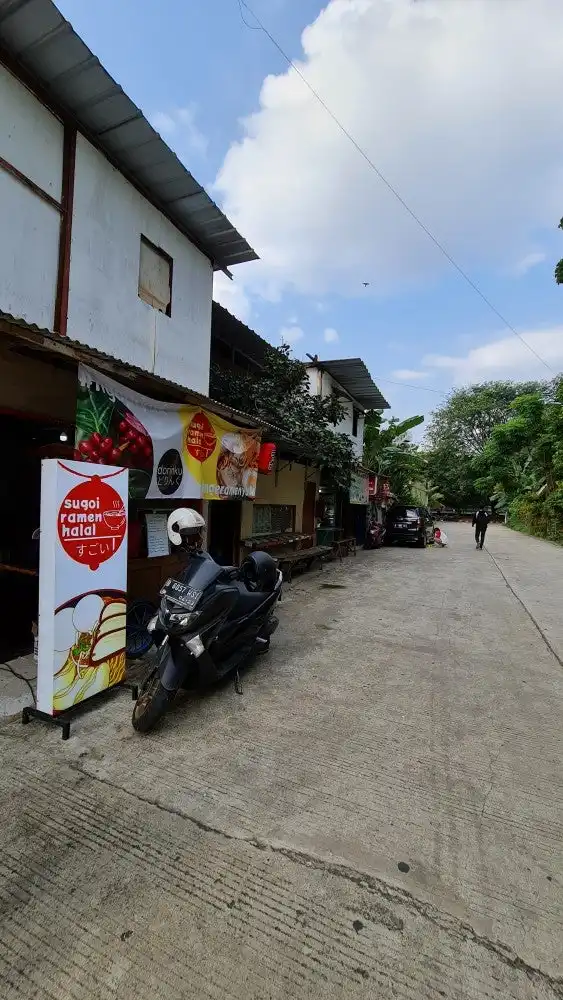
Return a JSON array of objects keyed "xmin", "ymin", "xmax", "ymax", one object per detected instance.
[{"xmin": 472, "ymin": 508, "xmax": 490, "ymax": 549}]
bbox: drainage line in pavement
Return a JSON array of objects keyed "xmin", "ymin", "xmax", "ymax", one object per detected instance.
[{"xmin": 485, "ymin": 548, "xmax": 563, "ymax": 669}]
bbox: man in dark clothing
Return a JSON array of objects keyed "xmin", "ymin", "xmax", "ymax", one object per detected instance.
[{"xmin": 472, "ymin": 508, "xmax": 490, "ymax": 549}]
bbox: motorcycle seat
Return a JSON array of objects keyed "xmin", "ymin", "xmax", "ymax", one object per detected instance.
[{"xmin": 230, "ymin": 581, "xmax": 270, "ymax": 616}]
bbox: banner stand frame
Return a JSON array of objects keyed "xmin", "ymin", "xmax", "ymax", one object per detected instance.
[{"xmin": 21, "ymin": 680, "xmax": 139, "ymax": 740}]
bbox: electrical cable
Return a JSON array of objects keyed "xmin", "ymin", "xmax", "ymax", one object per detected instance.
[
  {"xmin": 237, "ymin": 0, "xmax": 556, "ymax": 375},
  {"xmin": 371, "ymin": 376, "xmax": 448, "ymax": 396}
]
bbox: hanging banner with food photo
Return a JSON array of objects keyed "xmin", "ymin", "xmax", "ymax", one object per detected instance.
[
  {"xmin": 37, "ymin": 459, "xmax": 129, "ymax": 716},
  {"xmin": 75, "ymin": 366, "xmax": 261, "ymax": 501}
]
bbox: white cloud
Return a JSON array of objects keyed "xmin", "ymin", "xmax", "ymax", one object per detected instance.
[
  {"xmin": 150, "ymin": 105, "xmax": 208, "ymax": 158},
  {"xmin": 213, "ymin": 272, "xmax": 252, "ymax": 323},
  {"xmin": 279, "ymin": 325, "xmax": 304, "ymax": 345},
  {"xmin": 512, "ymin": 251, "xmax": 547, "ymax": 277},
  {"xmin": 323, "ymin": 327, "xmax": 339, "ymax": 343},
  {"xmin": 215, "ymin": 0, "xmax": 563, "ymax": 300},
  {"xmin": 423, "ymin": 327, "xmax": 563, "ymax": 384},
  {"xmin": 392, "ymin": 369, "xmax": 427, "ymax": 381}
]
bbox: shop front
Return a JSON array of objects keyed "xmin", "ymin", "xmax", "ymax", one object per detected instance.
[
  {"xmin": 0, "ymin": 316, "xmax": 262, "ymax": 666},
  {"xmin": 343, "ymin": 471, "xmax": 371, "ymax": 546},
  {"xmin": 239, "ymin": 454, "xmax": 320, "ymax": 559}
]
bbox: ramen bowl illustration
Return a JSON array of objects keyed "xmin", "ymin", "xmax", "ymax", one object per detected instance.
[{"xmin": 52, "ymin": 589, "xmax": 127, "ymax": 712}]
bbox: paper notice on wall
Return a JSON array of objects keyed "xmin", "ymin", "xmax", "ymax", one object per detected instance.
[{"xmin": 145, "ymin": 512, "xmax": 170, "ymax": 558}]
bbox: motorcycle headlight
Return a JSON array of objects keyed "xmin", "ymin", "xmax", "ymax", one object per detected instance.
[{"xmin": 167, "ymin": 611, "xmax": 198, "ymax": 629}]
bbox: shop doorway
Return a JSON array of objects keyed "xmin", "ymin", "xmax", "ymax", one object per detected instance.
[
  {"xmin": 0, "ymin": 412, "xmax": 73, "ymax": 661},
  {"xmin": 302, "ymin": 481, "xmax": 317, "ymax": 535},
  {"xmin": 207, "ymin": 501, "xmax": 242, "ymax": 566}
]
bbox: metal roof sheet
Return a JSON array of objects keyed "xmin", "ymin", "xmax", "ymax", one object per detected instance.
[
  {"xmin": 0, "ymin": 310, "xmax": 266, "ymax": 429},
  {"xmin": 312, "ymin": 358, "xmax": 390, "ymax": 410},
  {"xmin": 211, "ymin": 302, "xmax": 271, "ymax": 369},
  {"xmin": 0, "ymin": 0, "xmax": 258, "ymax": 271}
]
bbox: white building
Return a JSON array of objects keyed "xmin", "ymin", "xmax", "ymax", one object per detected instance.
[
  {"xmin": 305, "ymin": 358, "xmax": 389, "ymax": 459},
  {"xmin": 0, "ymin": 0, "xmax": 256, "ymax": 396}
]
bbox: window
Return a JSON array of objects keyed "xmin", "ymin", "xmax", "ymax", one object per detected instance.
[
  {"xmin": 352, "ymin": 408, "xmax": 360, "ymax": 438},
  {"xmin": 138, "ymin": 236, "xmax": 172, "ymax": 315},
  {"xmin": 252, "ymin": 504, "xmax": 295, "ymax": 536}
]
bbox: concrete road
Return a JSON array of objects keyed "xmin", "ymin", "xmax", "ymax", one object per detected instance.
[{"xmin": 0, "ymin": 523, "xmax": 562, "ymax": 999}]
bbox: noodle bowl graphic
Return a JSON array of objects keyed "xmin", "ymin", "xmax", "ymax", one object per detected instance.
[
  {"xmin": 53, "ymin": 590, "xmax": 127, "ymax": 712},
  {"xmin": 102, "ymin": 507, "xmax": 126, "ymax": 531}
]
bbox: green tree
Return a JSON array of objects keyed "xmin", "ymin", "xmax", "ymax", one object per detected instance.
[
  {"xmin": 210, "ymin": 345, "xmax": 358, "ymax": 488},
  {"xmin": 426, "ymin": 381, "xmax": 544, "ymax": 456},
  {"xmin": 363, "ymin": 411, "xmax": 427, "ymax": 503},
  {"xmin": 555, "ymin": 218, "xmax": 563, "ymax": 284},
  {"xmin": 473, "ymin": 381, "xmax": 563, "ymax": 541}
]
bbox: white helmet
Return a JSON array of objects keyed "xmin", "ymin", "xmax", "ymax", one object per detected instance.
[{"xmin": 167, "ymin": 508, "xmax": 206, "ymax": 547}]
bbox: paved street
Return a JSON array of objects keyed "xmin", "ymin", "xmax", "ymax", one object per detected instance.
[{"xmin": 0, "ymin": 523, "xmax": 562, "ymax": 1000}]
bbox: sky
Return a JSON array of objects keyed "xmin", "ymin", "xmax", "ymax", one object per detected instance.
[{"xmin": 57, "ymin": 0, "xmax": 563, "ymax": 437}]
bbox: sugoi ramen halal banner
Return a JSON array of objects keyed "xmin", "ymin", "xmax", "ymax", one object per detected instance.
[
  {"xmin": 75, "ymin": 365, "xmax": 262, "ymax": 501},
  {"xmin": 37, "ymin": 459, "xmax": 129, "ymax": 716}
]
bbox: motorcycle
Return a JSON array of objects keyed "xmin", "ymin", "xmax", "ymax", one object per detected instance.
[
  {"xmin": 363, "ymin": 521, "xmax": 386, "ymax": 550},
  {"xmin": 132, "ymin": 508, "xmax": 282, "ymax": 733}
]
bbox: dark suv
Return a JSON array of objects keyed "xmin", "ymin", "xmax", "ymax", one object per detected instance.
[{"xmin": 385, "ymin": 506, "xmax": 435, "ymax": 548}]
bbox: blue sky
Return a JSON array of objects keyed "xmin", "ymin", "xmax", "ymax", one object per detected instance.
[{"xmin": 57, "ymin": 0, "xmax": 563, "ymax": 434}]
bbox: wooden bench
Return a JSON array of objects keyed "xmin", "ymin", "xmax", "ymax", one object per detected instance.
[
  {"xmin": 332, "ymin": 537, "xmax": 357, "ymax": 561},
  {"xmin": 277, "ymin": 545, "xmax": 332, "ymax": 583}
]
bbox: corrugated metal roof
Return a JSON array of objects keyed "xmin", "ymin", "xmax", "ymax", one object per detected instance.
[
  {"xmin": 0, "ymin": 0, "xmax": 257, "ymax": 271},
  {"xmin": 312, "ymin": 358, "xmax": 390, "ymax": 410},
  {"xmin": 211, "ymin": 302, "xmax": 270, "ymax": 369},
  {"xmin": 0, "ymin": 309, "xmax": 266, "ymax": 429}
]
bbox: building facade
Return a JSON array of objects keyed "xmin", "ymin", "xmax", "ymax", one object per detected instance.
[{"xmin": 0, "ymin": 0, "xmax": 256, "ymax": 395}]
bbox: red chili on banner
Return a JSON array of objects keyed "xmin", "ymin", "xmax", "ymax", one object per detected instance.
[
  {"xmin": 257, "ymin": 442, "xmax": 276, "ymax": 474},
  {"xmin": 57, "ymin": 476, "xmax": 127, "ymax": 570}
]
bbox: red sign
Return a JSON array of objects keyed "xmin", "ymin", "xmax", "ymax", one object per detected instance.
[
  {"xmin": 57, "ymin": 475, "xmax": 127, "ymax": 570},
  {"xmin": 368, "ymin": 474, "xmax": 377, "ymax": 498},
  {"xmin": 186, "ymin": 411, "xmax": 217, "ymax": 463},
  {"xmin": 257, "ymin": 442, "xmax": 276, "ymax": 474}
]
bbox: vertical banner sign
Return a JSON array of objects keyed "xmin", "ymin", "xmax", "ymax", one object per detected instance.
[
  {"xmin": 75, "ymin": 365, "xmax": 261, "ymax": 501},
  {"xmin": 37, "ymin": 459, "xmax": 128, "ymax": 716}
]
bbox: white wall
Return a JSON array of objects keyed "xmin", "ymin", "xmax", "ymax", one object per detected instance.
[
  {"xmin": 306, "ymin": 365, "xmax": 365, "ymax": 459},
  {"xmin": 0, "ymin": 64, "xmax": 63, "ymax": 328},
  {"xmin": 68, "ymin": 136, "xmax": 214, "ymax": 394}
]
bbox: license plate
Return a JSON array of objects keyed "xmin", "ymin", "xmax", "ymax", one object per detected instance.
[{"xmin": 161, "ymin": 579, "xmax": 203, "ymax": 611}]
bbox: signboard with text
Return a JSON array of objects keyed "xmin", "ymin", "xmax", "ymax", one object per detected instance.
[
  {"xmin": 349, "ymin": 473, "xmax": 370, "ymax": 505},
  {"xmin": 37, "ymin": 459, "xmax": 129, "ymax": 716},
  {"xmin": 75, "ymin": 365, "xmax": 261, "ymax": 501}
]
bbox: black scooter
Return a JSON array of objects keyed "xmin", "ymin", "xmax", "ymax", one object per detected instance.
[{"xmin": 132, "ymin": 547, "xmax": 282, "ymax": 733}]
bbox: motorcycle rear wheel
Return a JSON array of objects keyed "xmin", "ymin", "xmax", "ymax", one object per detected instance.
[{"xmin": 132, "ymin": 669, "xmax": 175, "ymax": 733}]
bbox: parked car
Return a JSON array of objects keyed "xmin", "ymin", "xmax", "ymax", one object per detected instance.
[{"xmin": 385, "ymin": 506, "xmax": 435, "ymax": 548}]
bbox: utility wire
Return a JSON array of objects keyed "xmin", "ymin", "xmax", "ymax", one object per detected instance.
[
  {"xmin": 237, "ymin": 0, "xmax": 556, "ymax": 375},
  {"xmin": 237, "ymin": 0, "xmax": 260, "ymax": 30},
  {"xmin": 372, "ymin": 376, "xmax": 448, "ymax": 396}
]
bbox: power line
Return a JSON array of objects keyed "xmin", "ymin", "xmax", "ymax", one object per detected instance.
[
  {"xmin": 237, "ymin": 0, "xmax": 556, "ymax": 376},
  {"xmin": 237, "ymin": 0, "xmax": 260, "ymax": 30},
  {"xmin": 372, "ymin": 376, "xmax": 448, "ymax": 396}
]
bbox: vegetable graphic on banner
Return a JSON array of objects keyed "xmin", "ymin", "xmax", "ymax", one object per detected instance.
[
  {"xmin": 37, "ymin": 460, "xmax": 129, "ymax": 715},
  {"xmin": 76, "ymin": 366, "xmax": 261, "ymax": 500}
]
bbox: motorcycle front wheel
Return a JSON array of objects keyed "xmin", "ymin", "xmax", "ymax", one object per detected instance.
[{"xmin": 132, "ymin": 669, "xmax": 175, "ymax": 733}]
